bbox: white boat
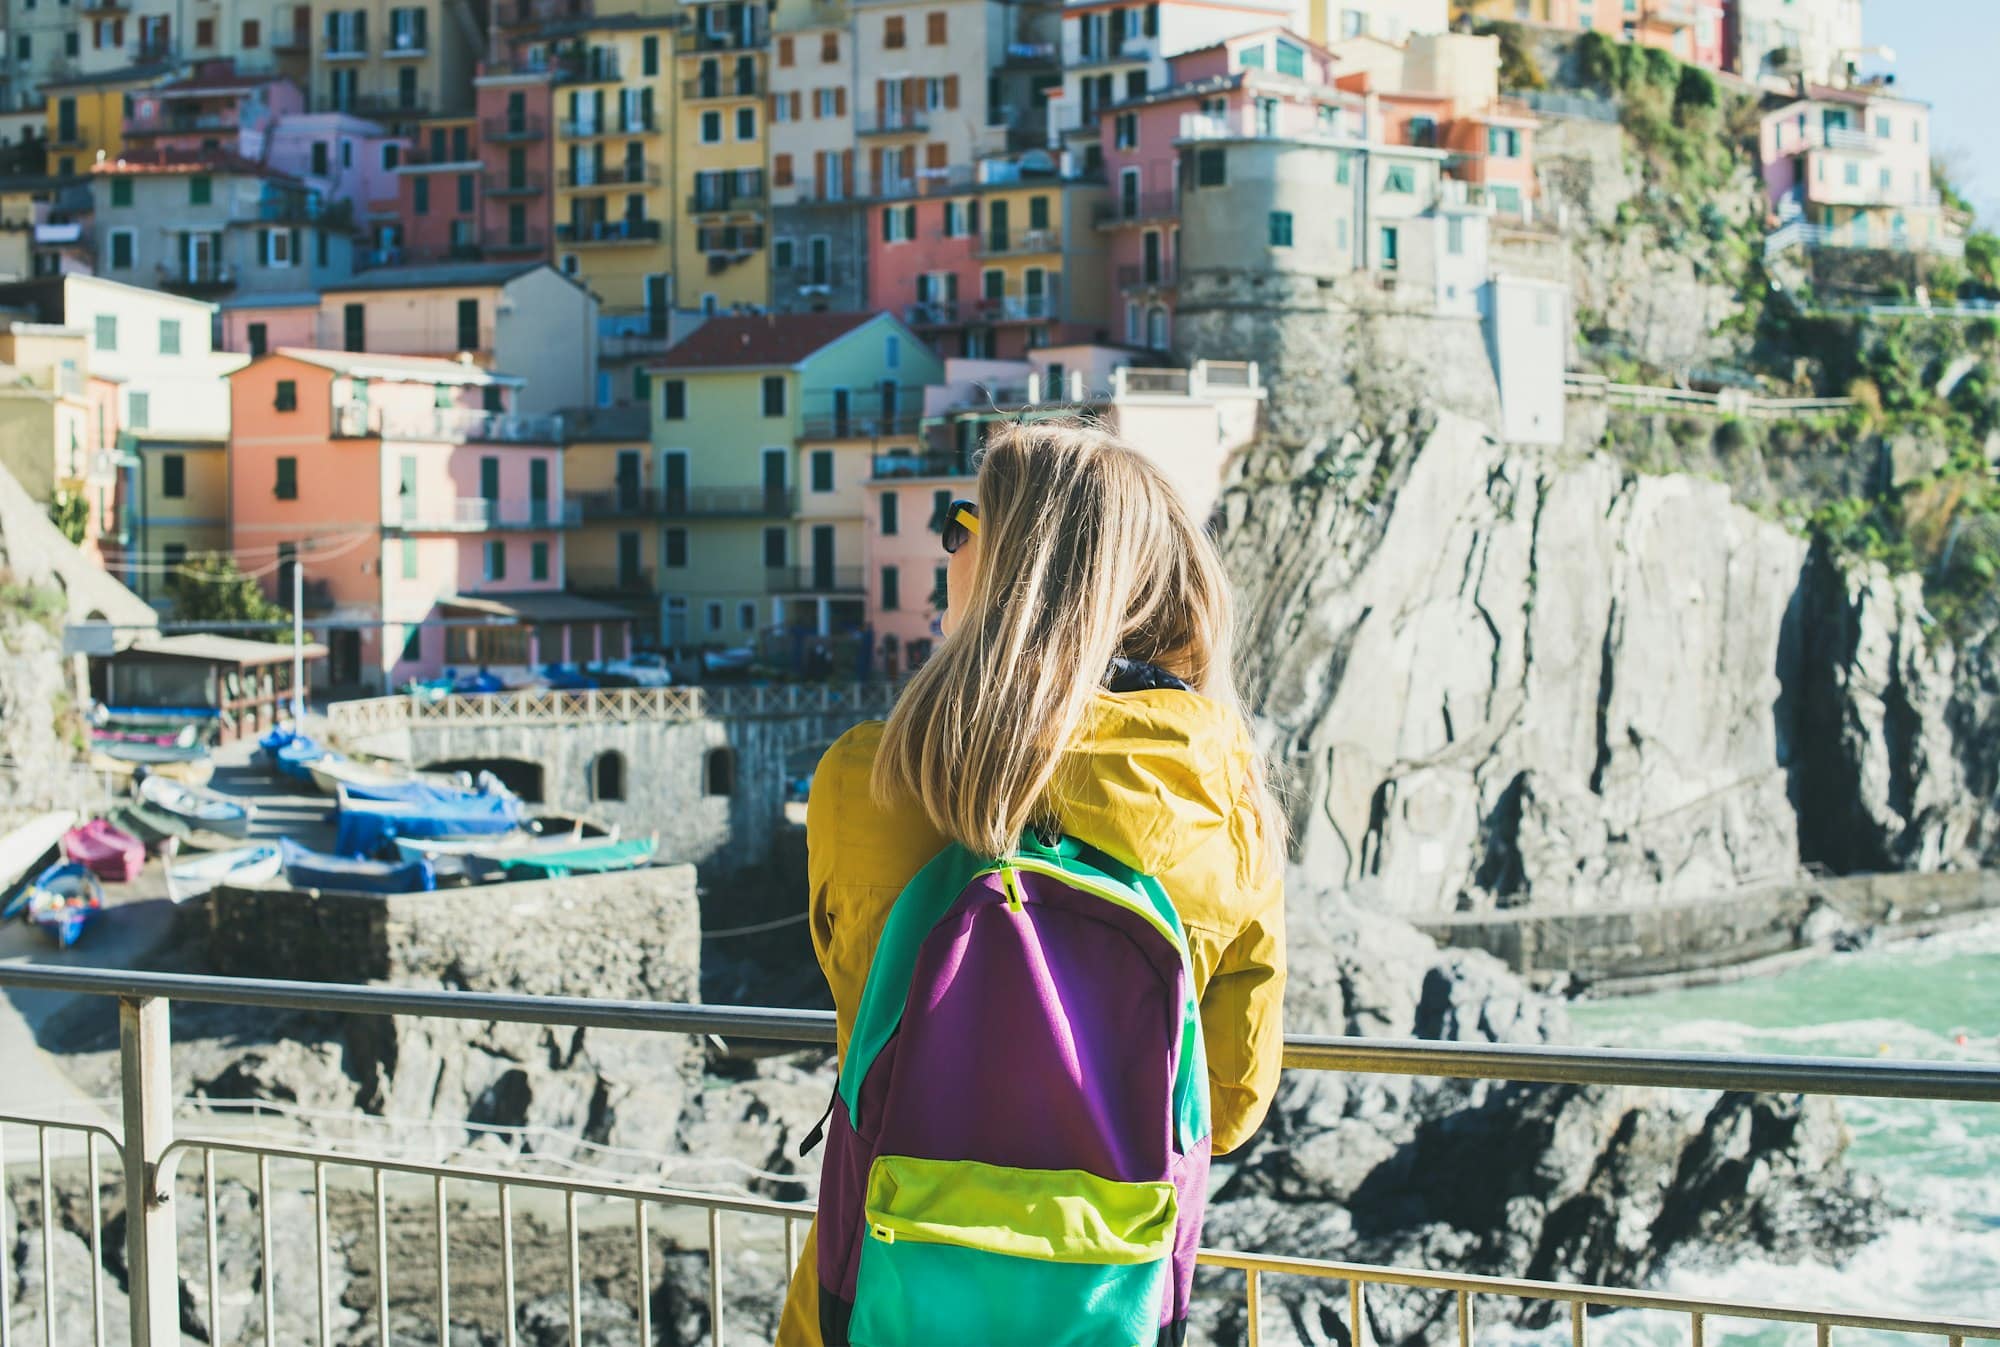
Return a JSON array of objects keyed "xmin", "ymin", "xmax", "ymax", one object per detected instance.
[
  {"xmin": 0, "ymin": 810, "xmax": 78, "ymax": 917},
  {"xmin": 164, "ymin": 844, "xmax": 283, "ymax": 903},
  {"xmin": 392, "ymin": 823, "xmax": 597, "ymax": 864},
  {"xmin": 137, "ymin": 775, "xmax": 253, "ymax": 839},
  {"xmin": 306, "ymin": 752, "xmax": 411, "ymax": 796}
]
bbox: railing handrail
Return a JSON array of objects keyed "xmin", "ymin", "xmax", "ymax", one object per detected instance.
[{"xmin": 5, "ymin": 964, "xmax": 1999, "ymax": 1103}]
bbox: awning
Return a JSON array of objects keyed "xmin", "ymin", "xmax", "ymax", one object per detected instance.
[
  {"xmin": 126, "ymin": 634, "xmax": 328, "ymax": 665},
  {"xmin": 437, "ymin": 593, "xmax": 637, "ymax": 623}
]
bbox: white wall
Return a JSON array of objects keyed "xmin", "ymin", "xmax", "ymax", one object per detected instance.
[
  {"xmin": 65, "ymin": 276, "xmax": 239, "ymax": 437},
  {"xmin": 1483, "ymin": 273, "xmax": 1567, "ymax": 447},
  {"xmin": 495, "ymin": 268, "xmax": 601, "ymax": 416}
]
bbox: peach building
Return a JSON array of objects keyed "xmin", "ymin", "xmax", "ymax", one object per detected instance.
[
  {"xmin": 862, "ymin": 349, "xmax": 1263, "ymax": 662},
  {"xmin": 227, "ymin": 347, "xmax": 625, "ymax": 690}
]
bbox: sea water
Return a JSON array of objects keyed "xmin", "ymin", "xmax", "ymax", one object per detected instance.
[{"xmin": 1493, "ymin": 925, "xmax": 2000, "ymax": 1346}]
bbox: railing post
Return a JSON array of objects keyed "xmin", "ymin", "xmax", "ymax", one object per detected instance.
[{"xmin": 118, "ymin": 996, "xmax": 179, "ymax": 1347}]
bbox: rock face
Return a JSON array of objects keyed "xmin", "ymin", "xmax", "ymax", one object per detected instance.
[{"xmin": 1221, "ymin": 410, "xmax": 1808, "ymax": 915}]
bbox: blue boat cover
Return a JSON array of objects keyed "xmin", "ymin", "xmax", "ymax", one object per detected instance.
[
  {"xmin": 280, "ymin": 839, "xmax": 436, "ymax": 894},
  {"xmin": 333, "ymin": 781, "xmax": 524, "ymax": 855}
]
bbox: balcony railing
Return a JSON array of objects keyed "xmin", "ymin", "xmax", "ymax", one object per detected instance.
[
  {"xmin": 333, "ymin": 402, "xmax": 563, "ymax": 444},
  {"xmin": 125, "ymin": 109, "xmax": 239, "ymax": 135},
  {"xmin": 976, "ymin": 227, "xmax": 1060, "ymax": 257},
  {"xmin": 904, "ymin": 300, "xmax": 960, "ymax": 326},
  {"xmin": 799, "ymin": 410, "xmax": 923, "ymax": 439},
  {"xmin": 559, "ymin": 114, "xmax": 655, "ymax": 137},
  {"xmin": 481, "ymin": 115, "xmax": 547, "ymax": 142},
  {"xmin": 270, "ymin": 26, "xmax": 308, "ymax": 50},
  {"xmin": 155, "ymin": 261, "xmax": 234, "ymax": 292},
  {"xmin": 570, "ymin": 485, "xmax": 798, "ymax": 518},
  {"xmin": 566, "ymin": 564, "xmax": 655, "ymax": 595},
  {"xmin": 553, "ymin": 56, "xmax": 622, "ymax": 84},
  {"xmin": 771, "ymin": 564, "xmax": 864, "ymax": 593},
  {"xmin": 687, "ymin": 188, "xmax": 767, "ymax": 214},
  {"xmin": 349, "ymin": 90, "xmax": 432, "ymax": 118},
  {"xmin": 871, "ymin": 450, "xmax": 971, "ymax": 479},
  {"xmin": 1093, "ymin": 190, "xmax": 1177, "ymax": 227},
  {"xmin": 560, "ymin": 161, "xmax": 661, "ymax": 188},
  {"xmin": 597, "ymin": 311, "xmax": 678, "ymax": 358},
  {"xmin": 977, "ymin": 291, "xmax": 1060, "ymax": 322},
  {"xmin": 388, "ymin": 496, "xmax": 582, "ymax": 530},
  {"xmin": 483, "ymin": 171, "xmax": 546, "ymax": 196},
  {"xmin": 7, "ymin": 964, "xmax": 1994, "ymax": 1347},
  {"xmin": 483, "ymin": 228, "xmax": 548, "ymax": 254},
  {"xmin": 555, "ymin": 218, "xmax": 663, "ymax": 245},
  {"xmin": 676, "ymin": 15, "xmax": 769, "ymax": 50},
  {"xmin": 856, "ymin": 107, "xmax": 929, "ymax": 136},
  {"xmin": 681, "ymin": 74, "xmax": 766, "ymax": 100},
  {"xmin": 1117, "ymin": 261, "xmax": 1177, "ymax": 291}
]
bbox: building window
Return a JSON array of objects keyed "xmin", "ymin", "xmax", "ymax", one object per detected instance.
[
  {"xmin": 1275, "ymin": 38, "xmax": 1304, "ymax": 77},
  {"xmin": 413, "ymin": 176, "xmax": 429, "ymax": 215},
  {"xmin": 275, "ymin": 456, "xmax": 298, "ymax": 498},
  {"xmin": 821, "ymin": 32, "xmax": 839, "ymax": 61},
  {"xmin": 762, "ymin": 376, "xmax": 786, "ymax": 417},
  {"xmin": 158, "ymin": 318, "xmax": 181, "ymax": 355},
  {"xmin": 590, "ymin": 751, "xmax": 626, "ymax": 802},
  {"xmin": 94, "ymin": 314, "xmax": 116, "ymax": 350},
  {"xmin": 810, "ymin": 449, "xmax": 833, "ymax": 492},
  {"xmin": 108, "ymin": 230, "xmax": 135, "ymax": 269},
  {"xmin": 1268, "ymin": 211, "xmax": 1293, "ymax": 247},
  {"xmin": 401, "ymin": 537, "xmax": 418, "ymax": 579},
  {"xmin": 247, "ymin": 323, "xmax": 268, "ymax": 357},
  {"xmin": 661, "ymin": 379, "xmax": 686, "ymax": 419},
  {"xmin": 735, "ymin": 106, "xmax": 756, "ymax": 139},
  {"xmin": 704, "ymin": 747, "xmax": 734, "ymax": 796},
  {"xmin": 1196, "ymin": 148, "xmax": 1225, "ymax": 187},
  {"xmin": 701, "ymin": 110, "xmax": 721, "ymax": 143},
  {"xmin": 927, "ymin": 10, "xmax": 946, "ymax": 43},
  {"xmin": 401, "ymin": 625, "xmax": 422, "ymax": 664},
  {"xmin": 161, "ymin": 454, "xmax": 185, "ymax": 498},
  {"xmin": 1487, "ymin": 127, "xmax": 1520, "ymax": 158},
  {"xmin": 763, "ymin": 526, "xmax": 787, "ymax": 567},
  {"xmin": 881, "ymin": 565, "xmax": 900, "ymax": 610},
  {"xmin": 1379, "ymin": 224, "xmax": 1400, "ymax": 268},
  {"xmin": 739, "ymin": 601, "xmax": 757, "ymax": 630},
  {"xmin": 456, "ymin": 173, "xmax": 474, "ymax": 212},
  {"xmin": 275, "ymin": 379, "xmax": 297, "ymax": 411},
  {"xmin": 128, "ymin": 391, "xmax": 149, "ymax": 429},
  {"xmin": 531, "ymin": 541, "xmax": 549, "ymax": 581},
  {"xmin": 485, "ymin": 540, "xmax": 506, "ymax": 580},
  {"xmin": 1384, "ymin": 165, "xmax": 1416, "ymax": 193},
  {"xmin": 190, "ymin": 175, "xmax": 212, "ymax": 205},
  {"xmin": 643, "ymin": 34, "xmax": 659, "ymax": 75},
  {"xmin": 884, "ymin": 14, "xmax": 905, "ymax": 47},
  {"xmin": 880, "ymin": 491, "xmax": 899, "ymax": 535},
  {"xmin": 1447, "ymin": 214, "xmax": 1465, "ymax": 255},
  {"xmin": 110, "ymin": 179, "xmax": 132, "ymax": 208},
  {"xmin": 704, "ymin": 600, "xmax": 724, "ymax": 632},
  {"xmin": 664, "ymin": 528, "xmax": 688, "ymax": 567},
  {"xmin": 1114, "ymin": 113, "xmax": 1136, "ymax": 150}
]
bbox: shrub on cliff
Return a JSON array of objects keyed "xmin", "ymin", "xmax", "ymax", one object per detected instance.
[{"xmin": 164, "ymin": 553, "xmax": 291, "ymax": 638}]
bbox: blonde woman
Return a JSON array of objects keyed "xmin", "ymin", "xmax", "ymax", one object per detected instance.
[{"xmin": 776, "ymin": 421, "xmax": 1287, "ymax": 1346}]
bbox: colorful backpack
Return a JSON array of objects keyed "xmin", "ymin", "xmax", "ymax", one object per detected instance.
[{"xmin": 810, "ymin": 831, "xmax": 1211, "ymax": 1347}]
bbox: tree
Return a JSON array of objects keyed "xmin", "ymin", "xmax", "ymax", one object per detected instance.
[
  {"xmin": 47, "ymin": 483, "xmax": 87, "ymax": 544},
  {"xmin": 163, "ymin": 552, "xmax": 291, "ymax": 637}
]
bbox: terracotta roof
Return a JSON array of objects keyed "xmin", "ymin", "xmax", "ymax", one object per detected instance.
[
  {"xmin": 653, "ymin": 312, "xmax": 881, "ymax": 369},
  {"xmin": 148, "ymin": 64, "xmax": 291, "ymax": 95},
  {"xmin": 93, "ymin": 148, "xmax": 302, "ymax": 184}
]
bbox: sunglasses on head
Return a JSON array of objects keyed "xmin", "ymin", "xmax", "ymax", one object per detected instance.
[{"xmin": 942, "ymin": 499, "xmax": 980, "ymax": 555}]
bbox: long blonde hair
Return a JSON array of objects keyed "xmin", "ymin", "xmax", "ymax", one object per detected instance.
[{"xmin": 873, "ymin": 419, "xmax": 1279, "ymax": 859}]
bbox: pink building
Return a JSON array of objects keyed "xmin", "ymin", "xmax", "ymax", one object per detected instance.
[
  {"xmin": 227, "ymin": 347, "xmax": 624, "ymax": 690},
  {"xmin": 263, "ymin": 112, "xmax": 410, "ymax": 254},
  {"xmin": 122, "ymin": 63, "xmax": 304, "ymax": 158},
  {"xmin": 473, "ymin": 68, "xmax": 555, "ymax": 264}
]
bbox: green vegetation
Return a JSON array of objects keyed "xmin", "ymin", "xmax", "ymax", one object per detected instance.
[
  {"xmin": 1481, "ymin": 20, "xmax": 1547, "ymax": 92},
  {"xmin": 0, "ymin": 568, "xmax": 65, "ymax": 633},
  {"xmin": 163, "ymin": 553, "xmax": 290, "ymax": 638},
  {"xmin": 46, "ymin": 484, "xmax": 88, "ymax": 545}
]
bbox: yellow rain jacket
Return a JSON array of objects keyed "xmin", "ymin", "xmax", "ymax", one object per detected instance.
[{"xmin": 774, "ymin": 687, "xmax": 1288, "ymax": 1346}]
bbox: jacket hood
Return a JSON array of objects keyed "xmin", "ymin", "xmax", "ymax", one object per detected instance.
[{"xmin": 1048, "ymin": 688, "xmax": 1256, "ymax": 879}]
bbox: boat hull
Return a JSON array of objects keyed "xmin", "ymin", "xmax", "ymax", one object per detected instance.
[
  {"xmin": 137, "ymin": 776, "xmax": 253, "ymax": 839},
  {"xmin": 167, "ymin": 845, "xmax": 283, "ymax": 902}
]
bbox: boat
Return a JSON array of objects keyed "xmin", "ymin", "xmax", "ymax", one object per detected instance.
[
  {"xmin": 392, "ymin": 823, "xmax": 599, "ymax": 864},
  {"xmin": 22, "ymin": 862, "xmax": 103, "ymax": 947},
  {"xmin": 0, "ymin": 811, "xmax": 78, "ymax": 919},
  {"xmin": 452, "ymin": 669, "xmax": 505, "ymax": 695},
  {"xmin": 280, "ymin": 839, "xmax": 435, "ymax": 895},
  {"xmin": 62, "ymin": 819, "xmax": 145, "ymax": 884},
  {"xmin": 306, "ymin": 752, "xmax": 414, "ymax": 797},
  {"xmin": 482, "ymin": 836, "xmax": 658, "ymax": 881},
  {"xmin": 333, "ymin": 780, "xmax": 525, "ymax": 855},
  {"xmin": 90, "ymin": 744, "xmax": 216, "ymax": 787},
  {"xmin": 112, "ymin": 803, "xmax": 191, "ymax": 852},
  {"xmin": 137, "ymin": 776, "xmax": 253, "ymax": 839},
  {"xmin": 165, "ymin": 844, "xmax": 283, "ymax": 903}
]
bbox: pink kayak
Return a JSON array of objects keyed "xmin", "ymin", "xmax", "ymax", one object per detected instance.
[{"xmin": 63, "ymin": 818, "xmax": 144, "ymax": 883}]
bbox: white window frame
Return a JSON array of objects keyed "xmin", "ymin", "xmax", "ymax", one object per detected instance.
[{"xmin": 269, "ymin": 227, "xmax": 294, "ymax": 266}]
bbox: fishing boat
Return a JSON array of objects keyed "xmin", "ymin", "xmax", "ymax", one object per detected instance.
[
  {"xmin": 482, "ymin": 835, "xmax": 658, "ymax": 881},
  {"xmin": 22, "ymin": 862, "xmax": 103, "ymax": 947},
  {"xmin": 333, "ymin": 780, "xmax": 525, "ymax": 855},
  {"xmin": 90, "ymin": 743, "xmax": 216, "ymax": 787},
  {"xmin": 392, "ymin": 822, "xmax": 600, "ymax": 864},
  {"xmin": 0, "ymin": 811, "xmax": 77, "ymax": 919},
  {"xmin": 63, "ymin": 819, "xmax": 145, "ymax": 883},
  {"xmin": 136, "ymin": 776, "xmax": 253, "ymax": 839},
  {"xmin": 165, "ymin": 844, "xmax": 283, "ymax": 903},
  {"xmin": 258, "ymin": 726, "xmax": 327, "ymax": 782},
  {"xmin": 306, "ymin": 752, "xmax": 414, "ymax": 797},
  {"xmin": 280, "ymin": 839, "xmax": 435, "ymax": 895}
]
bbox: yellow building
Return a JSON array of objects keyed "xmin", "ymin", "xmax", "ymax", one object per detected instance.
[
  {"xmin": 671, "ymin": 0, "xmax": 771, "ymax": 311},
  {"xmin": 559, "ymin": 405, "xmax": 661, "ymax": 638},
  {"xmin": 544, "ymin": 14, "xmax": 679, "ymax": 313},
  {"xmin": 42, "ymin": 64, "xmax": 170, "ymax": 178},
  {"xmin": 124, "ymin": 432, "xmax": 229, "ymax": 603},
  {"xmin": 308, "ymin": 0, "xmax": 483, "ymax": 121},
  {"xmin": 972, "ymin": 180, "xmax": 1110, "ymax": 336}
]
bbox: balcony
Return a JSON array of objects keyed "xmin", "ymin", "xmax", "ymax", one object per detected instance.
[
  {"xmin": 775, "ymin": 263, "xmax": 855, "ymax": 295},
  {"xmin": 598, "ymin": 310, "xmax": 678, "ymax": 358},
  {"xmin": 387, "ymin": 496, "xmax": 583, "ymax": 531},
  {"xmin": 976, "ymin": 228, "xmax": 1060, "ymax": 258},
  {"xmin": 572, "ymin": 488, "xmax": 662, "ymax": 521},
  {"xmin": 125, "ymin": 109, "xmax": 239, "ymax": 136},
  {"xmin": 156, "ymin": 261, "xmax": 234, "ymax": 295},
  {"xmin": 482, "ymin": 115, "xmax": 547, "ymax": 142},
  {"xmin": 800, "ymin": 409, "xmax": 922, "ymax": 439},
  {"xmin": 871, "ymin": 450, "xmax": 971, "ymax": 480},
  {"xmin": 48, "ymin": 126, "xmax": 86, "ymax": 150},
  {"xmin": 333, "ymin": 402, "xmax": 563, "ymax": 445},
  {"xmin": 1117, "ymin": 261, "xmax": 1177, "ymax": 292},
  {"xmin": 977, "ymin": 290, "xmax": 1060, "ymax": 322},
  {"xmin": 676, "ymin": 15, "xmax": 769, "ymax": 50},
  {"xmin": 681, "ymin": 74, "xmax": 766, "ymax": 100},
  {"xmin": 313, "ymin": 315, "xmax": 496, "ymax": 352},
  {"xmin": 555, "ymin": 218, "xmax": 663, "ymax": 246},
  {"xmin": 483, "ymin": 171, "xmax": 546, "ymax": 197},
  {"xmin": 384, "ymin": 29, "xmax": 429, "ymax": 58},
  {"xmin": 493, "ymin": 0, "xmax": 586, "ymax": 29},
  {"xmin": 560, "ymin": 114, "xmax": 655, "ymax": 137},
  {"xmin": 1093, "ymin": 191, "xmax": 1177, "ymax": 228},
  {"xmin": 553, "ymin": 55, "xmax": 622, "ymax": 85},
  {"xmin": 322, "ymin": 36, "xmax": 368, "ymax": 60},
  {"xmin": 856, "ymin": 107, "xmax": 929, "ymax": 136},
  {"xmin": 3, "ymin": 962, "xmax": 1988, "ymax": 1347},
  {"xmin": 687, "ymin": 188, "xmax": 766, "ymax": 215},
  {"xmin": 350, "ymin": 90, "xmax": 432, "ymax": 119},
  {"xmin": 559, "ymin": 402, "xmax": 652, "ymax": 441},
  {"xmin": 1070, "ymin": 37, "xmax": 1156, "ymax": 71},
  {"xmin": 270, "ymin": 27, "xmax": 308, "ymax": 52},
  {"xmin": 904, "ymin": 301, "xmax": 960, "ymax": 326},
  {"xmin": 560, "ymin": 161, "xmax": 661, "ymax": 189},
  {"xmin": 770, "ymin": 564, "xmax": 863, "ymax": 593},
  {"xmin": 566, "ymin": 564, "xmax": 655, "ymax": 595},
  {"xmin": 483, "ymin": 227, "xmax": 548, "ymax": 255},
  {"xmin": 78, "ymin": 0, "xmax": 127, "ymax": 12}
]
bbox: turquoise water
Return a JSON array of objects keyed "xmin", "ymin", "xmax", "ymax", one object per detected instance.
[{"xmin": 1493, "ymin": 926, "xmax": 2000, "ymax": 1345}]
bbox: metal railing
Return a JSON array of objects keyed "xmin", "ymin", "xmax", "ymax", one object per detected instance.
[
  {"xmin": 559, "ymin": 161, "xmax": 660, "ymax": 188},
  {"xmin": 332, "ymin": 404, "xmax": 563, "ymax": 444},
  {"xmin": 1765, "ymin": 217, "xmax": 1966, "ymax": 260},
  {"xmin": 554, "ymin": 218, "xmax": 663, "ymax": 245},
  {"xmin": 682, "ymin": 74, "xmax": 766, "ymax": 101},
  {"xmin": 388, "ymin": 496, "xmax": 583, "ymax": 531},
  {"xmin": 1564, "ymin": 372, "xmax": 1857, "ymax": 421},
  {"xmin": 481, "ymin": 115, "xmax": 546, "ymax": 141},
  {"xmin": 3, "ymin": 964, "xmax": 2000, "ymax": 1347},
  {"xmin": 483, "ymin": 171, "xmax": 545, "ymax": 196}
]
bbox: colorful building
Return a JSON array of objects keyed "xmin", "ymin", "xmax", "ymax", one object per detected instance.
[
  {"xmin": 645, "ymin": 310, "xmax": 936, "ymax": 645},
  {"xmin": 767, "ymin": 0, "xmax": 863, "ymax": 313},
  {"xmin": 121, "ymin": 64, "xmax": 304, "ymax": 159},
  {"xmin": 473, "ymin": 65, "xmax": 557, "ymax": 268},
  {"xmin": 1726, "ymin": 0, "xmax": 1863, "ymax": 88},
  {"xmin": 560, "ymin": 402, "xmax": 661, "ymax": 637},
  {"xmin": 120, "ymin": 430, "xmax": 230, "ymax": 602},
  {"xmin": 1046, "ymin": 0, "xmax": 1291, "ymax": 146},
  {"xmin": 220, "ymin": 262, "xmax": 600, "ymax": 415},
  {"xmin": 1310, "ymin": 0, "xmax": 1448, "ymax": 46},
  {"xmin": 672, "ymin": 0, "xmax": 770, "ymax": 312},
  {"xmin": 226, "ymin": 347, "xmax": 603, "ymax": 689},
  {"xmin": 1759, "ymin": 82, "xmax": 1962, "ymax": 258},
  {"xmin": 307, "ymin": 0, "xmax": 484, "ymax": 124},
  {"xmin": 0, "ymin": 329, "xmax": 112, "ymax": 562},
  {"xmin": 42, "ymin": 63, "xmax": 175, "ymax": 178},
  {"xmin": 264, "ymin": 110, "xmax": 410, "ymax": 258}
]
